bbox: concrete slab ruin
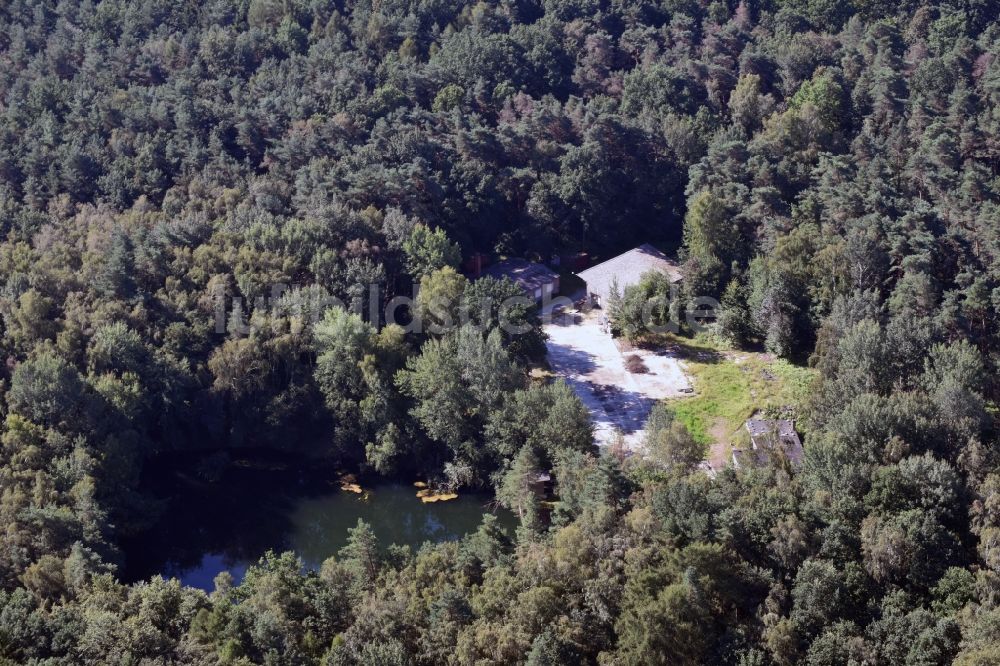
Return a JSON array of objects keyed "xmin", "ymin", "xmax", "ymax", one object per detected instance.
[{"xmin": 731, "ymin": 418, "xmax": 804, "ymax": 469}]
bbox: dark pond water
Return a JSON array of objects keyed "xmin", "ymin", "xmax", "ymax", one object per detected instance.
[{"xmin": 120, "ymin": 454, "xmax": 514, "ymax": 591}]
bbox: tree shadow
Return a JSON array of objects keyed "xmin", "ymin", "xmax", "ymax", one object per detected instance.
[
  {"xmin": 588, "ymin": 383, "xmax": 657, "ymax": 434},
  {"xmin": 546, "ymin": 310, "xmax": 587, "ymax": 327},
  {"xmin": 643, "ymin": 336, "xmax": 725, "ymax": 364},
  {"xmin": 545, "ymin": 342, "xmax": 599, "ymax": 374},
  {"xmin": 119, "ymin": 457, "xmax": 313, "ymax": 586}
]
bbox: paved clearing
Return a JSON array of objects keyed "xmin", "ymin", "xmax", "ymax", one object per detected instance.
[{"xmin": 544, "ymin": 309, "xmax": 691, "ymax": 452}]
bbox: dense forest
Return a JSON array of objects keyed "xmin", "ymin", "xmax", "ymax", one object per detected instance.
[{"xmin": 2, "ymin": 0, "xmax": 1000, "ymax": 663}]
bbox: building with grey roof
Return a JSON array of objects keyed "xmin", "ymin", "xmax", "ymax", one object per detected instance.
[
  {"xmin": 482, "ymin": 258, "xmax": 560, "ymax": 302},
  {"xmin": 576, "ymin": 244, "xmax": 683, "ymax": 308}
]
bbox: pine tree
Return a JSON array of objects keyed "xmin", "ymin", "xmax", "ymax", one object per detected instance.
[{"xmin": 339, "ymin": 519, "xmax": 380, "ymax": 590}]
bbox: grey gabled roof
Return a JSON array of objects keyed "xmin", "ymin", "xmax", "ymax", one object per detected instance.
[
  {"xmin": 482, "ymin": 258, "xmax": 559, "ymax": 292},
  {"xmin": 576, "ymin": 244, "xmax": 682, "ymax": 300}
]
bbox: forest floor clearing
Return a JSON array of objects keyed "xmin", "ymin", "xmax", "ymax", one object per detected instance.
[
  {"xmin": 663, "ymin": 336, "xmax": 818, "ymax": 468},
  {"xmin": 544, "ymin": 308, "xmax": 691, "ymax": 452}
]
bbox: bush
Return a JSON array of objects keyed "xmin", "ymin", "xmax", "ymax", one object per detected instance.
[{"xmin": 625, "ymin": 354, "xmax": 649, "ymax": 373}]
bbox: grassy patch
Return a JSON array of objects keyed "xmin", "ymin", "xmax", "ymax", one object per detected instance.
[{"xmin": 667, "ymin": 335, "xmax": 817, "ymax": 446}]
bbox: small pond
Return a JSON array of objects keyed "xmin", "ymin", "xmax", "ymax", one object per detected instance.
[{"xmin": 120, "ymin": 453, "xmax": 514, "ymax": 591}]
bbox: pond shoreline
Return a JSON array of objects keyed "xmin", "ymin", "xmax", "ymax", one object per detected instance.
[{"xmin": 119, "ymin": 450, "xmax": 512, "ymax": 591}]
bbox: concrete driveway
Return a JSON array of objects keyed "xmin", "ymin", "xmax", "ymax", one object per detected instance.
[{"xmin": 543, "ymin": 309, "xmax": 691, "ymax": 452}]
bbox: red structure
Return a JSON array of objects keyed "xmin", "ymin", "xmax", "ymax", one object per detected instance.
[{"xmin": 462, "ymin": 253, "xmax": 489, "ymax": 277}]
